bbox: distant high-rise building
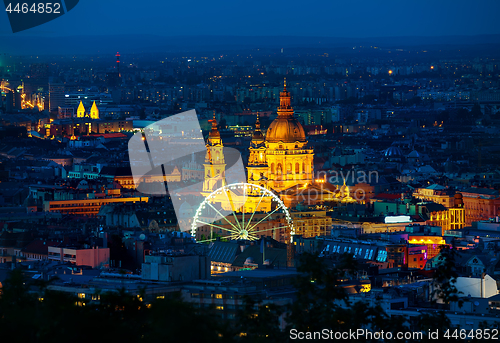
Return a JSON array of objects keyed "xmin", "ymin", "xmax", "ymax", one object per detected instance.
[
  {"xmin": 49, "ymin": 83, "xmax": 65, "ymax": 112},
  {"xmin": 5, "ymin": 91, "xmax": 21, "ymax": 112},
  {"xmin": 106, "ymin": 52, "xmax": 122, "ymax": 89},
  {"xmin": 116, "ymin": 52, "xmax": 121, "ymax": 78}
]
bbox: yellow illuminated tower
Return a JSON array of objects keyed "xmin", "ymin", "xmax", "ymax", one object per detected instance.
[
  {"xmin": 250, "ymin": 79, "xmax": 314, "ymax": 192},
  {"xmin": 202, "ymin": 114, "xmax": 226, "ymax": 195},
  {"xmin": 247, "ymin": 114, "xmax": 268, "ymax": 188},
  {"xmin": 90, "ymin": 101, "xmax": 99, "ymax": 120},
  {"xmin": 77, "ymin": 101, "xmax": 85, "ymax": 118}
]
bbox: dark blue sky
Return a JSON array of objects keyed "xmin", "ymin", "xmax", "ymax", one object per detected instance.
[{"xmin": 1, "ymin": 0, "xmax": 500, "ymax": 37}]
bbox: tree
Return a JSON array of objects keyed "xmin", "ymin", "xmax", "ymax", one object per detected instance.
[
  {"xmin": 415, "ymin": 246, "xmax": 463, "ymax": 341},
  {"xmin": 234, "ymin": 296, "xmax": 286, "ymax": 342},
  {"xmin": 0, "ymin": 247, "xmax": 491, "ymax": 343},
  {"xmin": 431, "ymin": 246, "xmax": 463, "ymax": 306},
  {"xmin": 0, "ymin": 270, "xmax": 229, "ymax": 342}
]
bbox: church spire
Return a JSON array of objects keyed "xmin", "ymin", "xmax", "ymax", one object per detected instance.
[
  {"xmin": 90, "ymin": 101, "xmax": 99, "ymax": 120},
  {"xmin": 77, "ymin": 101, "xmax": 85, "ymax": 118},
  {"xmin": 210, "ymin": 112, "xmax": 219, "ymax": 132},
  {"xmin": 252, "ymin": 113, "xmax": 264, "ymax": 144},
  {"xmin": 277, "ymin": 78, "xmax": 293, "ymax": 118},
  {"xmin": 208, "ymin": 112, "xmax": 221, "ymax": 145}
]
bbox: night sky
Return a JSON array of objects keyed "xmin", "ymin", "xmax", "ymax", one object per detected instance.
[{"xmin": 1, "ymin": 0, "xmax": 500, "ymax": 37}]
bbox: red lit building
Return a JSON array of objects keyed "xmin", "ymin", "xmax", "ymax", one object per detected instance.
[{"xmin": 48, "ymin": 246, "xmax": 110, "ymax": 268}]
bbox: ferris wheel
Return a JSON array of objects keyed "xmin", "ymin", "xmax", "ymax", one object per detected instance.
[{"xmin": 191, "ymin": 182, "xmax": 294, "ymax": 243}]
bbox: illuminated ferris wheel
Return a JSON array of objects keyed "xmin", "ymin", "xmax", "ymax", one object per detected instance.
[{"xmin": 191, "ymin": 183, "xmax": 294, "ymax": 243}]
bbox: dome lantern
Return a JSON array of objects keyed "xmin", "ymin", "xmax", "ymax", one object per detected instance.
[{"xmin": 266, "ymin": 79, "xmax": 306, "ymax": 143}]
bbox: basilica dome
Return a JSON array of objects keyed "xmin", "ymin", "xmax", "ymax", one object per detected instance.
[
  {"xmin": 265, "ymin": 80, "xmax": 306, "ymax": 143},
  {"xmin": 266, "ymin": 117, "xmax": 306, "ymax": 143}
]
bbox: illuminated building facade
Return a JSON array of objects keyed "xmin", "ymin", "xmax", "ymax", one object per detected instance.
[
  {"xmin": 408, "ymin": 245, "xmax": 427, "ymax": 269},
  {"xmin": 408, "ymin": 236, "xmax": 447, "ymax": 259},
  {"xmin": 48, "ymin": 246, "xmax": 110, "ymax": 268},
  {"xmin": 461, "ymin": 188, "xmax": 500, "ymax": 225},
  {"xmin": 413, "ymin": 184, "xmax": 454, "ymax": 208},
  {"xmin": 386, "ymin": 244, "xmax": 407, "ymax": 268},
  {"xmin": 110, "ymin": 166, "xmax": 181, "ymax": 189},
  {"xmin": 291, "ymin": 210, "xmax": 332, "ymax": 238},
  {"xmin": 247, "ymin": 81, "xmax": 314, "ymax": 193},
  {"xmin": 427, "ymin": 193, "xmax": 466, "ymax": 235},
  {"xmin": 201, "ymin": 81, "xmax": 315, "ymax": 199},
  {"xmin": 386, "ymin": 244, "xmax": 429, "ymax": 269},
  {"xmin": 371, "ymin": 196, "xmax": 466, "ymax": 235},
  {"xmin": 43, "ymin": 196, "xmax": 149, "ymax": 216},
  {"xmin": 48, "ymin": 119, "xmax": 133, "ymax": 137}
]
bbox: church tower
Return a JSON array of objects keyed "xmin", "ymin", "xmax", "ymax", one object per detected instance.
[
  {"xmin": 202, "ymin": 113, "xmax": 226, "ymax": 194},
  {"xmin": 90, "ymin": 101, "xmax": 99, "ymax": 120},
  {"xmin": 77, "ymin": 101, "xmax": 85, "ymax": 118},
  {"xmin": 247, "ymin": 114, "xmax": 268, "ymax": 188}
]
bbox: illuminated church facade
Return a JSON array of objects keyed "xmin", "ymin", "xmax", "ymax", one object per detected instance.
[
  {"xmin": 247, "ymin": 81, "xmax": 314, "ymax": 192},
  {"xmin": 201, "ymin": 81, "xmax": 319, "ymax": 199},
  {"xmin": 200, "ymin": 82, "xmax": 316, "ymax": 211},
  {"xmin": 76, "ymin": 100, "xmax": 100, "ymax": 120},
  {"xmin": 199, "ymin": 81, "xmax": 328, "ymax": 214}
]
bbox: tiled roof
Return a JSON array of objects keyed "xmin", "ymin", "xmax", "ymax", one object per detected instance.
[{"xmin": 208, "ymin": 241, "xmax": 239, "ymax": 264}]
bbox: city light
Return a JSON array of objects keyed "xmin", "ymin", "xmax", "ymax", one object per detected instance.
[{"xmin": 384, "ymin": 215, "xmax": 411, "ymax": 223}]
